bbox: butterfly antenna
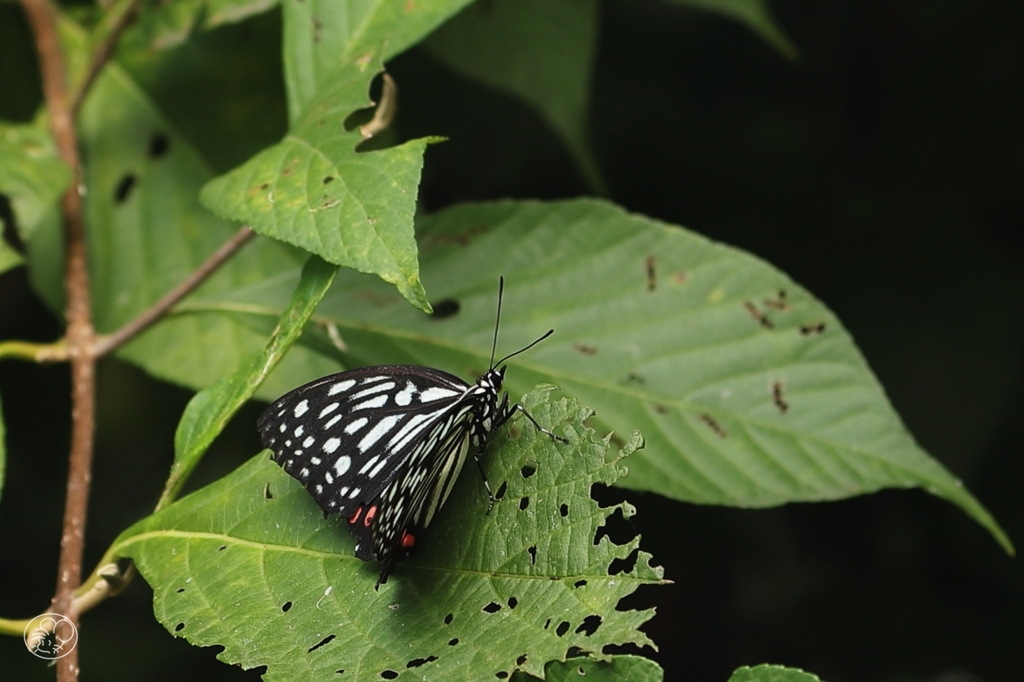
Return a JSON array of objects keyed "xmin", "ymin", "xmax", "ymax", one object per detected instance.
[
  {"xmin": 489, "ymin": 276, "xmax": 504, "ymax": 369},
  {"xmin": 495, "ymin": 328, "xmax": 555, "ymax": 367}
]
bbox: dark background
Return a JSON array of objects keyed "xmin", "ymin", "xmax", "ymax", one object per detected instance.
[{"xmin": 1, "ymin": 1, "xmax": 1021, "ymax": 680}]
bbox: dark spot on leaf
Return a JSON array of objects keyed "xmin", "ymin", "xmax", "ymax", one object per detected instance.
[
  {"xmin": 218, "ymin": 545, "xmax": 227, "ymax": 551},
  {"xmin": 555, "ymin": 621, "xmax": 570, "ymax": 637},
  {"xmin": 594, "ymin": 507, "xmax": 634, "ymax": 546},
  {"xmin": 646, "ymin": 254, "xmax": 657, "ymax": 291},
  {"xmin": 744, "ymin": 300, "xmax": 774, "ymax": 329},
  {"xmin": 495, "ymin": 672, "xmax": 509, "ymax": 679},
  {"xmin": 259, "ymin": 182, "xmax": 270, "ymax": 190},
  {"xmin": 516, "ymin": 654, "xmax": 528, "ymax": 666},
  {"xmin": 176, "ymin": 587, "xmax": 185, "ymax": 593},
  {"xmin": 448, "ymin": 638, "xmax": 459, "ymax": 646},
  {"xmin": 800, "ymin": 321, "xmax": 827, "ymax": 335},
  {"xmin": 114, "ymin": 174, "xmax": 136, "ymax": 203},
  {"xmin": 567, "ymin": 646, "xmax": 586, "ymax": 658},
  {"xmin": 575, "ymin": 614, "xmax": 602, "ymax": 636},
  {"xmin": 336, "ymin": 670, "xmax": 344, "ymax": 675},
  {"xmin": 429, "ymin": 298, "xmax": 460, "ymax": 319},
  {"xmin": 494, "ymin": 481, "xmax": 507, "ymax": 501},
  {"xmin": 699, "ymin": 413, "xmax": 728, "ymax": 438},
  {"xmin": 560, "ymin": 503, "xmax": 569, "ymax": 517},
  {"xmin": 482, "ymin": 601, "xmax": 501, "ymax": 613},
  {"xmin": 264, "ymin": 483, "xmax": 273, "ymax": 500},
  {"xmin": 609, "ymin": 548, "xmax": 640, "ymax": 575},
  {"xmin": 281, "ymin": 601, "xmax": 292, "ymax": 612},
  {"xmin": 528, "ymin": 545, "xmax": 537, "ymax": 565},
  {"xmin": 507, "ymin": 596, "xmax": 518, "ymax": 610},
  {"xmin": 574, "ymin": 579, "xmax": 587, "ymax": 588},
  {"xmin": 652, "ymin": 403, "xmax": 669, "ymax": 415},
  {"xmin": 148, "ymin": 132, "xmax": 169, "ymax": 159},
  {"xmin": 573, "ymin": 342, "xmax": 597, "ymax": 356},
  {"xmin": 380, "ymin": 671, "xmax": 398, "ymax": 680},
  {"xmin": 323, "ymin": 175, "xmax": 334, "ymax": 184},
  {"xmin": 308, "ymin": 634, "xmax": 336, "ymax": 653},
  {"xmin": 519, "ymin": 496, "xmax": 529, "ymax": 510},
  {"xmin": 406, "ymin": 655, "xmax": 438, "ymax": 668},
  {"xmin": 521, "ymin": 464, "xmax": 536, "ymax": 478},
  {"xmin": 174, "ymin": 622, "xmax": 185, "ymax": 632},
  {"xmin": 313, "ymin": 17, "xmax": 323, "ymax": 43},
  {"xmin": 444, "ymin": 613, "xmax": 453, "ymax": 625}
]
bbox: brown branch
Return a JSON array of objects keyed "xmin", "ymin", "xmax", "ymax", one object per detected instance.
[
  {"xmin": 93, "ymin": 226, "xmax": 256, "ymax": 356},
  {"xmin": 21, "ymin": 1, "xmax": 94, "ymax": 679}
]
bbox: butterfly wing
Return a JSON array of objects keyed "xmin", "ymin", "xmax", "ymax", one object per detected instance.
[{"xmin": 257, "ymin": 365, "xmax": 473, "ymax": 520}]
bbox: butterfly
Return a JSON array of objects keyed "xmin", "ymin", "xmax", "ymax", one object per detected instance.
[{"xmin": 257, "ymin": 278, "xmax": 565, "ymax": 587}]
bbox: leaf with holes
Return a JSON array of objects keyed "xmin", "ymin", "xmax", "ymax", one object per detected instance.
[
  {"xmin": 539, "ymin": 654, "xmax": 665, "ymax": 682},
  {"xmin": 200, "ymin": 54, "xmax": 432, "ymax": 312},
  {"xmin": 114, "ymin": 389, "xmax": 662, "ymax": 681}
]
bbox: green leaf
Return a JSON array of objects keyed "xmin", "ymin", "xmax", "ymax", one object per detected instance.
[
  {"xmin": 201, "ymin": 198, "xmax": 1008, "ymax": 551},
  {"xmin": 200, "ymin": 54, "xmax": 432, "ymax": 312},
  {"xmin": 281, "ymin": 0, "xmax": 475, "ymax": 122},
  {"xmin": 115, "ymin": 390, "xmax": 661, "ymax": 681},
  {"xmin": 423, "ymin": 0, "xmax": 606, "ymax": 194},
  {"xmin": 23, "ymin": 19, "xmax": 338, "ymax": 401},
  {"xmin": 664, "ymin": 0, "xmax": 798, "ymax": 60},
  {"xmin": 729, "ymin": 664, "xmax": 824, "ymax": 682},
  {"xmin": 542, "ymin": 655, "xmax": 664, "ymax": 682},
  {"xmin": 163, "ymin": 255, "xmax": 337, "ymax": 508},
  {"xmin": 0, "ymin": 121, "xmax": 72, "ymax": 242}
]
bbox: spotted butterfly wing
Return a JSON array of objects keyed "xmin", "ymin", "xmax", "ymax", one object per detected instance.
[{"xmin": 257, "ymin": 363, "xmax": 509, "ymax": 587}]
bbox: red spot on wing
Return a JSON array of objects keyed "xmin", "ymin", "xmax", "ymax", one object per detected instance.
[
  {"xmin": 401, "ymin": 531, "xmax": 416, "ymax": 549},
  {"xmin": 363, "ymin": 505, "xmax": 378, "ymax": 527},
  {"xmin": 349, "ymin": 507, "xmax": 363, "ymax": 524}
]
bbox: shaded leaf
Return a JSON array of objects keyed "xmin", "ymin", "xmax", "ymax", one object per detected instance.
[
  {"xmin": 200, "ymin": 56, "xmax": 432, "ymax": 312},
  {"xmin": 116, "ymin": 390, "xmax": 661, "ymax": 681},
  {"xmin": 423, "ymin": 0, "xmax": 605, "ymax": 194},
  {"xmin": 664, "ymin": 0, "xmax": 798, "ymax": 60},
  {"xmin": 729, "ymin": 664, "xmax": 824, "ymax": 682},
  {"xmin": 0, "ymin": 121, "xmax": 71, "ymax": 242},
  {"xmin": 124, "ymin": 0, "xmax": 280, "ymax": 51},
  {"xmin": 0, "ymin": 240, "xmax": 23, "ymax": 275}
]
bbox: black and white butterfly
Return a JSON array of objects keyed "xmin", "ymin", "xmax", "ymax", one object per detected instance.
[{"xmin": 257, "ymin": 278, "xmax": 566, "ymax": 588}]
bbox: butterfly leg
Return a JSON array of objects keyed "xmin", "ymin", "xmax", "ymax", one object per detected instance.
[
  {"xmin": 510, "ymin": 403, "xmax": 569, "ymax": 444},
  {"xmin": 474, "ymin": 451, "xmax": 497, "ymax": 515}
]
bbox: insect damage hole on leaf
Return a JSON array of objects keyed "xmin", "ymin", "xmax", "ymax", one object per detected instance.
[
  {"xmin": 594, "ymin": 507, "xmax": 636, "ymax": 547},
  {"xmin": 281, "ymin": 601, "xmax": 292, "ymax": 612},
  {"xmin": 575, "ymin": 614, "xmax": 602, "ymax": 636},
  {"xmin": 114, "ymin": 173, "xmax": 136, "ymax": 203},
  {"xmin": 521, "ymin": 463, "xmax": 537, "ymax": 478},
  {"xmin": 308, "ymin": 634, "xmax": 336, "ymax": 653},
  {"xmin": 482, "ymin": 601, "xmax": 502, "ymax": 614},
  {"xmin": 608, "ymin": 548, "xmax": 640, "ymax": 575},
  {"xmin": 406, "ymin": 655, "xmax": 438, "ymax": 669},
  {"xmin": 555, "ymin": 621, "xmax": 571, "ymax": 637},
  {"xmin": 148, "ymin": 132, "xmax": 169, "ymax": 159},
  {"xmin": 519, "ymin": 496, "xmax": 529, "ymax": 510}
]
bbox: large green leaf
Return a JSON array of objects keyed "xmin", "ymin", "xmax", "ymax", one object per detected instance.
[
  {"xmin": 23, "ymin": 18, "xmax": 338, "ymax": 401},
  {"xmin": 115, "ymin": 391, "xmax": 660, "ymax": 680},
  {"xmin": 202, "ymin": 199, "xmax": 1008, "ymax": 551},
  {"xmin": 0, "ymin": 121, "xmax": 71, "ymax": 242},
  {"xmin": 665, "ymin": 0, "xmax": 798, "ymax": 60},
  {"xmin": 541, "ymin": 655, "xmax": 664, "ymax": 682},
  {"xmin": 281, "ymin": 0, "xmax": 475, "ymax": 122},
  {"xmin": 423, "ymin": 0, "xmax": 605, "ymax": 194},
  {"xmin": 199, "ymin": 56, "xmax": 432, "ymax": 311}
]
